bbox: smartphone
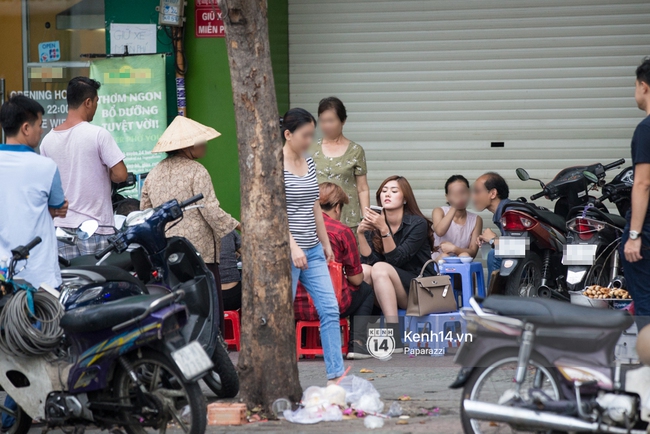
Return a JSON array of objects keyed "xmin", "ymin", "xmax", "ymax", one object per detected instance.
[{"xmin": 369, "ymin": 205, "xmax": 383, "ymax": 214}]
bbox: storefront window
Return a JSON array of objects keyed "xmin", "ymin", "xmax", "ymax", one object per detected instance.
[{"xmin": 13, "ymin": 0, "xmax": 107, "ymax": 139}]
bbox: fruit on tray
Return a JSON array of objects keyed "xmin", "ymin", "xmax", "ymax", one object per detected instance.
[{"xmin": 583, "ymin": 285, "xmax": 631, "ymax": 299}]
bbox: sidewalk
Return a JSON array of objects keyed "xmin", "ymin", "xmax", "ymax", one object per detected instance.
[{"xmin": 206, "ymin": 351, "xmax": 464, "ymax": 433}]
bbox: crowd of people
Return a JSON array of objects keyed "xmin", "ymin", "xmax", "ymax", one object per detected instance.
[{"xmin": 2, "ymin": 57, "xmax": 650, "ymax": 385}]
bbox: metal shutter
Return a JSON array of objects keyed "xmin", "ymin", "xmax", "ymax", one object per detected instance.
[{"xmin": 288, "ymin": 0, "xmax": 650, "ymax": 222}]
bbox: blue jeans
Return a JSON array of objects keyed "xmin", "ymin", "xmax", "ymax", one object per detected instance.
[
  {"xmin": 621, "ymin": 221, "xmax": 650, "ymax": 331},
  {"xmin": 2, "ymin": 396, "xmax": 16, "ymax": 429},
  {"xmin": 487, "ymin": 249, "xmax": 502, "ymax": 285},
  {"xmin": 291, "ymin": 244, "xmax": 345, "ymax": 380}
]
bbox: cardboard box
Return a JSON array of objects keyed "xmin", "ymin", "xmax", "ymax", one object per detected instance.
[{"xmin": 207, "ymin": 402, "xmax": 247, "ymax": 426}]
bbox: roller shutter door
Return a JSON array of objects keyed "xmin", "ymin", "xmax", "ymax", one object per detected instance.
[{"xmin": 288, "ymin": 0, "xmax": 650, "ymax": 222}]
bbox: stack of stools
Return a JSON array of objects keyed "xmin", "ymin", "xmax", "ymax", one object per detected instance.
[{"xmin": 403, "ymin": 261, "xmax": 485, "ymax": 357}]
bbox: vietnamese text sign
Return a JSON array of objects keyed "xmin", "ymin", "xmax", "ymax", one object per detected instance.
[
  {"xmin": 90, "ymin": 54, "xmax": 166, "ymax": 175},
  {"xmin": 195, "ymin": 5, "xmax": 224, "ymax": 38},
  {"xmin": 109, "ymin": 23, "xmax": 157, "ymax": 55}
]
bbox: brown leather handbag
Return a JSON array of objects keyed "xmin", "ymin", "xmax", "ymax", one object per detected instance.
[{"xmin": 406, "ymin": 260, "xmax": 456, "ymax": 316}]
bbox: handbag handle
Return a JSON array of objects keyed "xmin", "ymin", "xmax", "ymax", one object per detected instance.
[{"xmin": 418, "ymin": 259, "xmax": 440, "ymax": 277}]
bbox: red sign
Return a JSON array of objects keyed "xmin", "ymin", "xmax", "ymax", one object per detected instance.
[{"xmin": 195, "ymin": 5, "xmax": 224, "ymax": 38}]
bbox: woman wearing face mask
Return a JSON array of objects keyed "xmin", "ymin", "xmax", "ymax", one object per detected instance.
[
  {"xmin": 311, "ymin": 97, "xmax": 370, "ymax": 231},
  {"xmin": 358, "ymin": 176, "xmax": 436, "ymax": 329},
  {"xmin": 432, "ymin": 175, "xmax": 483, "ymax": 261},
  {"xmin": 282, "ymin": 108, "xmax": 346, "ymax": 384}
]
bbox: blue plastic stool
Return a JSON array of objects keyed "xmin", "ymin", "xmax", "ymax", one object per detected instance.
[
  {"xmin": 439, "ymin": 261, "xmax": 486, "ymax": 308},
  {"xmin": 403, "ymin": 312, "xmax": 467, "ymax": 357}
]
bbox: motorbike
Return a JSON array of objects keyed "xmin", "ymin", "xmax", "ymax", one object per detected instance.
[
  {"xmin": 0, "ymin": 237, "xmax": 211, "ymax": 434},
  {"xmin": 58, "ymin": 194, "xmax": 239, "ymax": 399},
  {"xmin": 498, "ymin": 159, "xmax": 625, "ymax": 298},
  {"xmin": 452, "ymin": 295, "xmax": 649, "ymax": 434},
  {"xmin": 564, "ymin": 166, "xmax": 634, "ymax": 292}
]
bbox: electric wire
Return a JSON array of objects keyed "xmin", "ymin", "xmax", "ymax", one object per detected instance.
[{"xmin": 0, "ymin": 291, "xmax": 64, "ymax": 357}]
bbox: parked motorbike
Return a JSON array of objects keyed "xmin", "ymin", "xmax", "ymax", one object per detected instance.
[
  {"xmin": 452, "ymin": 295, "xmax": 648, "ymax": 434},
  {"xmin": 564, "ymin": 166, "xmax": 633, "ymax": 292},
  {"xmin": 498, "ymin": 159, "xmax": 625, "ymax": 298},
  {"xmin": 0, "ymin": 238, "xmax": 211, "ymax": 434},
  {"xmin": 59, "ymin": 194, "xmax": 239, "ymax": 399}
]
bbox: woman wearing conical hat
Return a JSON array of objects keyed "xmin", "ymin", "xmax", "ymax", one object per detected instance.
[{"xmin": 141, "ymin": 116, "xmax": 240, "ymax": 331}]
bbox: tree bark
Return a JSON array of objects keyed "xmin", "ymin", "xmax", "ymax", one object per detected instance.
[{"xmin": 218, "ymin": 0, "xmax": 302, "ymax": 411}]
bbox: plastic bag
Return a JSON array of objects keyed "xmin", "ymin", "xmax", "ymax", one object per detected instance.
[
  {"xmin": 364, "ymin": 415, "xmax": 385, "ymax": 429},
  {"xmin": 338, "ymin": 375, "xmax": 380, "ymax": 406},
  {"xmin": 387, "ymin": 401, "xmax": 403, "ymax": 417},
  {"xmin": 283, "ymin": 385, "xmax": 344, "ymax": 424}
]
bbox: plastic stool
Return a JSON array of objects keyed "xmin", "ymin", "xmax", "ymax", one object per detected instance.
[
  {"xmin": 403, "ymin": 312, "xmax": 467, "ymax": 357},
  {"xmin": 296, "ymin": 319, "xmax": 349, "ymax": 360},
  {"xmin": 439, "ymin": 261, "xmax": 486, "ymax": 308},
  {"xmin": 223, "ymin": 310, "xmax": 241, "ymax": 351}
]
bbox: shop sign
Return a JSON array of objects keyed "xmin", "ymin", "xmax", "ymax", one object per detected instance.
[
  {"xmin": 38, "ymin": 41, "xmax": 61, "ymax": 63},
  {"xmin": 195, "ymin": 3, "xmax": 224, "ymax": 38}
]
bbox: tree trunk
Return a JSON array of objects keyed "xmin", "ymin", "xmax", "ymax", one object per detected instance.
[{"xmin": 218, "ymin": 0, "xmax": 302, "ymax": 411}]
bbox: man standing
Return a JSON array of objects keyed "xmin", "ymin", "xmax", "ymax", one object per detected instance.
[
  {"xmin": 472, "ymin": 172, "xmax": 511, "ymax": 279},
  {"xmin": 41, "ymin": 77, "xmax": 128, "ymax": 259},
  {"xmin": 0, "ymin": 95, "xmax": 67, "ymax": 288},
  {"xmin": 622, "ymin": 58, "xmax": 650, "ymax": 330}
]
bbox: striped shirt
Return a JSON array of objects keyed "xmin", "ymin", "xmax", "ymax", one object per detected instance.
[{"xmin": 284, "ymin": 158, "xmax": 320, "ymax": 249}]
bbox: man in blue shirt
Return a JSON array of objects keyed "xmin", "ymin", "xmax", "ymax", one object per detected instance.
[
  {"xmin": 0, "ymin": 95, "xmax": 67, "ymax": 288},
  {"xmin": 622, "ymin": 58, "xmax": 650, "ymax": 330},
  {"xmin": 472, "ymin": 172, "xmax": 512, "ymax": 281}
]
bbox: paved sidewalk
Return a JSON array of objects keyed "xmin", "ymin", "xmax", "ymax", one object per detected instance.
[{"xmin": 206, "ymin": 351, "xmax": 464, "ymax": 433}]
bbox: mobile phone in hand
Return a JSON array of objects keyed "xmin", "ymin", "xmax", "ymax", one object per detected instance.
[{"xmin": 370, "ymin": 205, "xmax": 383, "ymax": 214}]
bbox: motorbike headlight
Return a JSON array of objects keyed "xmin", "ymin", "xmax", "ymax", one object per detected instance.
[{"xmin": 125, "ymin": 208, "xmax": 154, "ymax": 227}]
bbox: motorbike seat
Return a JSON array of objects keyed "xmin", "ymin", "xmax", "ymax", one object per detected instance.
[
  {"xmin": 503, "ymin": 203, "xmax": 566, "ymax": 231},
  {"xmin": 61, "ymin": 265, "xmax": 146, "ymax": 293},
  {"xmin": 483, "ymin": 295, "xmax": 633, "ymax": 330},
  {"xmin": 60, "ymin": 294, "xmax": 166, "ymax": 334},
  {"xmin": 67, "ymin": 252, "xmax": 133, "ymax": 271}
]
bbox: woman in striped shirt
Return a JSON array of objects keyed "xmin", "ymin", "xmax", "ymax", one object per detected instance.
[{"xmin": 282, "ymin": 108, "xmax": 346, "ymax": 384}]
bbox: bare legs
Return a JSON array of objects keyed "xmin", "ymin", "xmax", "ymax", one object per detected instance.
[{"xmin": 363, "ymin": 262, "xmax": 407, "ymax": 323}]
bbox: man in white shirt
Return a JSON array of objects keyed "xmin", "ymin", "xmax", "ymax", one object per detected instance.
[
  {"xmin": 40, "ymin": 77, "xmax": 128, "ymax": 259},
  {"xmin": 0, "ymin": 95, "xmax": 68, "ymax": 288}
]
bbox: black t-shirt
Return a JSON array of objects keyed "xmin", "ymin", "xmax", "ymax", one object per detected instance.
[{"xmin": 631, "ymin": 115, "xmax": 650, "ymax": 216}]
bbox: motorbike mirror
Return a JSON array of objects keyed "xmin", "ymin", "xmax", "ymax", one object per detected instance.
[
  {"xmin": 516, "ymin": 168, "xmax": 530, "ymax": 181},
  {"xmin": 77, "ymin": 220, "xmax": 99, "ymax": 241},
  {"xmin": 583, "ymin": 171, "xmax": 599, "ymax": 184}
]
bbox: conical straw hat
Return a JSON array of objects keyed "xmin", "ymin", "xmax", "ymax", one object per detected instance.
[{"xmin": 152, "ymin": 116, "xmax": 221, "ymax": 153}]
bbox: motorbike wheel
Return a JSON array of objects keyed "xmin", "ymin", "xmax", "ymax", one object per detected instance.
[
  {"xmin": 505, "ymin": 251, "xmax": 542, "ymax": 297},
  {"xmin": 114, "ymin": 350, "xmax": 207, "ymax": 434},
  {"xmin": 584, "ymin": 255, "xmax": 612, "ymax": 288},
  {"xmin": 460, "ymin": 350, "xmax": 562, "ymax": 434},
  {"xmin": 204, "ymin": 334, "xmax": 239, "ymax": 398},
  {"xmin": 0, "ymin": 397, "xmax": 32, "ymax": 434}
]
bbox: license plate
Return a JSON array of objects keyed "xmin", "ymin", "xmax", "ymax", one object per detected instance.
[
  {"xmin": 562, "ymin": 244, "xmax": 597, "ymax": 266},
  {"xmin": 495, "ymin": 237, "xmax": 527, "ymax": 258},
  {"xmin": 171, "ymin": 341, "xmax": 214, "ymax": 381}
]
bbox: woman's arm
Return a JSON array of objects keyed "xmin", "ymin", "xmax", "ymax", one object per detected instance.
[
  {"xmin": 314, "ymin": 201, "xmax": 334, "ymax": 262},
  {"xmin": 356, "ymin": 174, "xmax": 371, "ymax": 216},
  {"xmin": 194, "ymin": 167, "xmax": 239, "ymax": 237},
  {"xmin": 289, "ymin": 233, "xmax": 307, "ymax": 269},
  {"xmin": 381, "ymin": 218, "xmax": 429, "ymax": 268},
  {"xmin": 432, "ymin": 206, "xmax": 455, "ymax": 237}
]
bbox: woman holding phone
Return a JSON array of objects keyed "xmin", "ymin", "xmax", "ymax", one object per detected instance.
[
  {"xmin": 282, "ymin": 107, "xmax": 346, "ymax": 384},
  {"xmin": 358, "ymin": 176, "xmax": 436, "ymax": 330}
]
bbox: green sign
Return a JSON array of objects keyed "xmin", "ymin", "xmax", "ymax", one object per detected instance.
[{"xmin": 90, "ymin": 54, "xmax": 167, "ymax": 175}]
